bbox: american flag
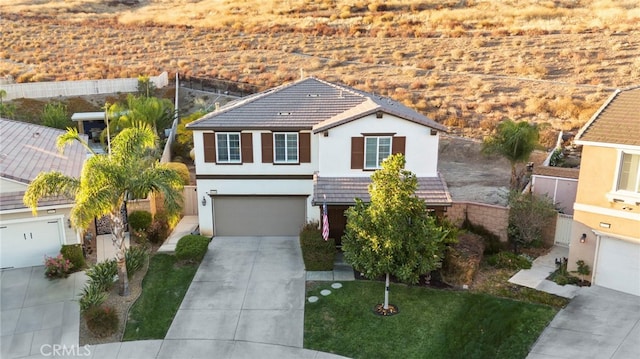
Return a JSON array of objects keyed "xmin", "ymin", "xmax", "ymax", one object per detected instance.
[{"xmin": 322, "ymin": 198, "xmax": 329, "ymax": 241}]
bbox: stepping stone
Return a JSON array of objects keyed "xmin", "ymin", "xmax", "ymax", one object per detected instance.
[
  {"xmin": 308, "ymin": 296, "xmax": 319, "ymax": 303},
  {"xmin": 320, "ymin": 289, "xmax": 332, "ymax": 296},
  {"xmin": 331, "ymin": 283, "xmax": 343, "ymax": 289}
]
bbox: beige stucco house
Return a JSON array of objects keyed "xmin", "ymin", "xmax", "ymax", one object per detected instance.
[{"xmin": 569, "ymin": 86, "xmax": 640, "ymax": 296}]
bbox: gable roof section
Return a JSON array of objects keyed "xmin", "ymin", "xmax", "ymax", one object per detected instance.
[
  {"xmin": 576, "ymin": 86, "xmax": 640, "ymax": 147},
  {"xmin": 0, "ymin": 119, "xmax": 87, "ymax": 184},
  {"xmin": 187, "ymin": 77, "xmax": 446, "ymax": 132},
  {"xmin": 313, "ymin": 175, "xmax": 452, "ymax": 206}
]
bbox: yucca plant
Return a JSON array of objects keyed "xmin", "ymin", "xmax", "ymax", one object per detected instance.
[
  {"xmin": 125, "ymin": 246, "xmax": 149, "ymax": 278},
  {"xmin": 86, "ymin": 260, "xmax": 118, "ymax": 292},
  {"xmin": 79, "ymin": 283, "xmax": 108, "ymax": 312}
]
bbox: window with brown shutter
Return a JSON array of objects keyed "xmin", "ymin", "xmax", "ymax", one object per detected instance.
[
  {"xmin": 261, "ymin": 132, "xmax": 273, "ymax": 163},
  {"xmin": 392, "ymin": 136, "xmax": 406, "ymax": 155},
  {"xmin": 241, "ymin": 133, "xmax": 253, "ymax": 163},
  {"xmin": 300, "ymin": 132, "xmax": 311, "ymax": 163},
  {"xmin": 351, "ymin": 137, "xmax": 364, "ymax": 169},
  {"xmin": 203, "ymin": 132, "xmax": 216, "ymax": 163}
]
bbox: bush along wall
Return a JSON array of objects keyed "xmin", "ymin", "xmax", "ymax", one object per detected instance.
[
  {"xmin": 300, "ymin": 223, "xmax": 335, "ymax": 271},
  {"xmin": 175, "ymin": 235, "xmax": 211, "ymax": 263}
]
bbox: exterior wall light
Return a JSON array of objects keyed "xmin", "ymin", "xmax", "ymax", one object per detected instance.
[
  {"xmin": 201, "ymin": 196, "xmax": 207, "ymax": 206},
  {"xmin": 580, "ymin": 233, "xmax": 587, "ymax": 243}
]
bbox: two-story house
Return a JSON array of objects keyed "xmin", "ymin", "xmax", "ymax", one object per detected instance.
[
  {"xmin": 0, "ymin": 119, "xmax": 86, "ymax": 269},
  {"xmin": 188, "ymin": 77, "xmax": 452, "ymax": 240},
  {"xmin": 569, "ymin": 86, "xmax": 640, "ymax": 296}
]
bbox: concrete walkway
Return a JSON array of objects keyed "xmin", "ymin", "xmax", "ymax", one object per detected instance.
[
  {"xmin": 0, "ymin": 267, "xmax": 87, "ymax": 358},
  {"xmin": 305, "ymin": 252, "xmax": 355, "ymax": 282},
  {"xmin": 509, "ymin": 245, "xmax": 581, "ymax": 298},
  {"xmin": 157, "ymin": 215, "xmax": 199, "ymax": 253}
]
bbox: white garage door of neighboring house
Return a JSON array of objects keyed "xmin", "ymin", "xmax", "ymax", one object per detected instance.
[
  {"xmin": 595, "ymin": 236, "xmax": 640, "ymax": 297},
  {"xmin": 0, "ymin": 217, "xmax": 65, "ymax": 269},
  {"xmin": 213, "ymin": 196, "xmax": 306, "ymax": 236}
]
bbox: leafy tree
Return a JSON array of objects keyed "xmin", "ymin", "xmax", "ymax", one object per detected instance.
[
  {"xmin": 342, "ymin": 154, "xmax": 454, "ymax": 312},
  {"xmin": 42, "ymin": 102, "xmax": 74, "ymax": 130},
  {"xmin": 0, "ymin": 89, "xmax": 16, "ymax": 119},
  {"xmin": 507, "ymin": 191, "xmax": 557, "ymax": 251},
  {"xmin": 482, "ymin": 120, "xmax": 539, "ymax": 189},
  {"xmin": 173, "ymin": 111, "xmax": 205, "ymax": 159},
  {"xmin": 137, "ymin": 75, "xmax": 157, "ymax": 98},
  {"xmin": 24, "ymin": 124, "xmax": 184, "ymax": 296}
]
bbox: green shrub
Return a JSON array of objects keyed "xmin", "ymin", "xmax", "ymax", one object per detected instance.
[
  {"xmin": 486, "ymin": 251, "xmax": 532, "ymax": 270},
  {"xmin": 128, "ymin": 210, "xmax": 153, "ymax": 232},
  {"xmin": 165, "ymin": 162, "xmax": 190, "ymax": 185},
  {"xmin": 462, "ymin": 219, "xmax": 504, "ymax": 255},
  {"xmin": 86, "ymin": 260, "xmax": 118, "ymax": 291},
  {"xmin": 43, "ymin": 254, "xmax": 73, "ymax": 279},
  {"xmin": 300, "ymin": 224, "xmax": 336, "ymax": 271},
  {"xmin": 147, "ymin": 211, "xmax": 170, "ymax": 244},
  {"xmin": 125, "ymin": 246, "xmax": 149, "ymax": 278},
  {"xmin": 60, "ymin": 244, "xmax": 85, "ymax": 271},
  {"xmin": 85, "ymin": 305, "xmax": 119, "ymax": 338},
  {"xmin": 79, "ymin": 283, "xmax": 108, "ymax": 312},
  {"xmin": 175, "ymin": 235, "xmax": 210, "ymax": 263}
]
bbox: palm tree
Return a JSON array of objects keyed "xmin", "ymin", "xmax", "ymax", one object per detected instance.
[
  {"xmin": 106, "ymin": 95, "xmax": 174, "ymax": 139},
  {"xmin": 482, "ymin": 119, "xmax": 539, "ymax": 189},
  {"xmin": 24, "ymin": 124, "xmax": 184, "ymax": 296}
]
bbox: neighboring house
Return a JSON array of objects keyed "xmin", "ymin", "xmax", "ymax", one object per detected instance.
[
  {"xmin": 0, "ymin": 119, "xmax": 86, "ymax": 269},
  {"xmin": 188, "ymin": 77, "xmax": 452, "ymax": 239},
  {"xmin": 569, "ymin": 86, "xmax": 640, "ymax": 296}
]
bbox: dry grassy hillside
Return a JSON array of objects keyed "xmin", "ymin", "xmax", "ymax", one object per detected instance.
[{"xmin": 1, "ymin": 0, "xmax": 639, "ymax": 140}]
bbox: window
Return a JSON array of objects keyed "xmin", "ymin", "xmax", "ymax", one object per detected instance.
[
  {"xmin": 617, "ymin": 153, "xmax": 640, "ymax": 193},
  {"xmin": 364, "ymin": 136, "xmax": 391, "ymax": 169},
  {"xmin": 274, "ymin": 133, "xmax": 298, "ymax": 163},
  {"xmin": 216, "ymin": 133, "xmax": 241, "ymax": 163}
]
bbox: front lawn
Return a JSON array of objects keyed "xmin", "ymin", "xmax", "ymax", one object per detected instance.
[
  {"xmin": 305, "ymin": 281, "xmax": 557, "ymax": 359},
  {"xmin": 122, "ymin": 254, "xmax": 199, "ymax": 340}
]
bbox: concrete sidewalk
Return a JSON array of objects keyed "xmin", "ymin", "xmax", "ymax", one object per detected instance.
[{"xmin": 509, "ymin": 245, "xmax": 580, "ymax": 298}]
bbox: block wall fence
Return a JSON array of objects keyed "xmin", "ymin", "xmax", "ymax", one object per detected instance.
[{"xmin": 445, "ymin": 201, "xmax": 509, "ymax": 242}]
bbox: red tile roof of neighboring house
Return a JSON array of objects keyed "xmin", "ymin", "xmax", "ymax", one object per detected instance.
[
  {"xmin": 313, "ymin": 174, "xmax": 452, "ymax": 206},
  {"xmin": 187, "ymin": 77, "xmax": 447, "ymax": 132},
  {"xmin": 576, "ymin": 86, "xmax": 640, "ymax": 147},
  {"xmin": 0, "ymin": 118, "xmax": 87, "ymax": 211}
]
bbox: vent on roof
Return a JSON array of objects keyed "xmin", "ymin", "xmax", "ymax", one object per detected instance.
[
  {"xmin": 307, "ymin": 93, "xmax": 320, "ymax": 97},
  {"xmin": 278, "ymin": 112, "xmax": 292, "ymax": 116}
]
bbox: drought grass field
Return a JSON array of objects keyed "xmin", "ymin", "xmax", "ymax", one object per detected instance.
[{"xmin": 1, "ymin": 0, "xmax": 639, "ymax": 139}]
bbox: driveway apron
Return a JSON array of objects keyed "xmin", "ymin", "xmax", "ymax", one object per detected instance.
[{"xmin": 165, "ymin": 236, "xmax": 305, "ymax": 348}]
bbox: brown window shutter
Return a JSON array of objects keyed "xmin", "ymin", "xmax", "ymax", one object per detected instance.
[
  {"xmin": 299, "ymin": 132, "xmax": 311, "ymax": 163},
  {"xmin": 351, "ymin": 137, "xmax": 364, "ymax": 169},
  {"xmin": 392, "ymin": 136, "xmax": 406, "ymax": 155},
  {"xmin": 261, "ymin": 133, "xmax": 273, "ymax": 163},
  {"xmin": 241, "ymin": 133, "xmax": 253, "ymax": 163},
  {"xmin": 203, "ymin": 133, "xmax": 216, "ymax": 163}
]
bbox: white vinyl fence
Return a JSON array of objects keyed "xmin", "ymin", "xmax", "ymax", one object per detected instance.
[
  {"xmin": 1, "ymin": 72, "xmax": 168, "ymax": 100},
  {"xmin": 554, "ymin": 213, "xmax": 573, "ymax": 247}
]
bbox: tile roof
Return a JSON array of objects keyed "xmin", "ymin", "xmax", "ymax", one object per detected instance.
[
  {"xmin": 576, "ymin": 86, "xmax": 640, "ymax": 147},
  {"xmin": 313, "ymin": 175, "xmax": 452, "ymax": 206},
  {"xmin": 0, "ymin": 191, "xmax": 72, "ymax": 211},
  {"xmin": 0, "ymin": 118, "xmax": 87, "ymax": 210},
  {"xmin": 188, "ymin": 77, "xmax": 447, "ymax": 132}
]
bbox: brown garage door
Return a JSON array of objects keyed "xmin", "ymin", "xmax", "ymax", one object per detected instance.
[{"xmin": 213, "ymin": 196, "xmax": 307, "ymax": 236}]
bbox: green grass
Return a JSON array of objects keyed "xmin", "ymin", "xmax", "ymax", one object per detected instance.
[
  {"xmin": 305, "ymin": 281, "xmax": 558, "ymax": 359},
  {"xmin": 122, "ymin": 254, "xmax": 199, "ymax": 340}
]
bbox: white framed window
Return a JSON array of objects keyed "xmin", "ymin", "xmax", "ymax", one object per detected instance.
[
  {"xmin": 617, "ymin": 152, "xmax": 640, "ymax": 193},
  {"xmin": 216, "ymin": 133, "xmax": 241, "ymax": 163},
  {"xmin": 364, "ymin": 136, "xmax": 391, "ymax": 169},
  {"xmin": 274, "ymin": 133, "xmax": 298, "ymax": 163}
]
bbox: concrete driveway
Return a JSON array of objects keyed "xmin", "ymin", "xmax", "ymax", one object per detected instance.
[
  {"xmin": 1, "ymin": 266, "xmax": 86, "ymax": 359},
  {"xmin": 165, "ymin": 236, "xmax": 306, "ymax": 347},
  {"xmin": 528, "ymin": 285, "xmax": 640, "ymax": 359}
]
